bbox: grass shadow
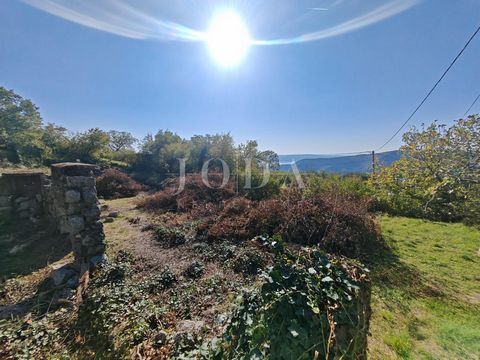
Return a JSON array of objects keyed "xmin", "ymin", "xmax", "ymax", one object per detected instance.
[{"xmin": 362, "ymin": 239, "xmax": 444, "ymax": 301}]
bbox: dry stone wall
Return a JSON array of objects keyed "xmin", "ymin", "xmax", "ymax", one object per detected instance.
[
  {"xmin": 0, "ymin": 163, "xmax": 106, "ymax": 273},
  {"xmin": 0, "ymin": 172, "xmax": 48, "ymax": 221}
]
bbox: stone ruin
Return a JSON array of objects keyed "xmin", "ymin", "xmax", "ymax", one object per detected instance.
[{"xmin": 0, "ymin": 163, "xmax": 106, "ymax": 274}]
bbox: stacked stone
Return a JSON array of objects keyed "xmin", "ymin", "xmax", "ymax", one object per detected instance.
[
  {"xmin": 0, "ymin": 172, "xmax": 46, "ymax": 221},
  {"xmin": 50, "ymin": 163, "xmax": 105, "ymax": 272}
]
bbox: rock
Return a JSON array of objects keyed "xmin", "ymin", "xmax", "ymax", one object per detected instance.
[
  {"xmin": 68, "ymin": 215, "xmax": 85, "ymax": 234},
  {"xmin": 66, "ymin": 203, "xmax": 82, "ymax": 215},
  {"xmin": 17, "ymin": 199, "xmax": 36, "ymax": 211},
  {"xmin": 176, "ymin": 320, "xmax": 205, "ymax": 335},
  {"xmin": 104, "ymin": 217, "xmax": 115, "ymax": 223},
  {"xmin": 84, "ymin": 205, "xmax": 101, "ymax": 219},
  {"xmin": 82, "ymin": 189, "xmax": 98, "ymax": 205},
  {"xmin": 215, "ymin": 314, "xmax": 227, "ymax": 325},
  {"xmin": 101, "ymin": 204, "xmax": 109, "ymax": 211},
  {"xmin": 154, "ymin": 330, "xmax": 168, "ymax": 346},
  {"xmin": 108, "ymin": 211, "xmax": 120, "ymax": 218},
  {"xmin": 52, "ymin": 267, "xmax": 76, "ymax": 286},
  {"xmin": 65, "ymin": 190, "xmax": 81, "ymax": 203},
  {"xmin": 66, "ymin": 176, "xmax": 95, "ymax": 188},
  {"xmin": 88, "ymin": 243, "xmax": 106, "ymax": 255},
  {"xmin": 90, "ymin": 254, "xmax": 107, "ymax": 268}
]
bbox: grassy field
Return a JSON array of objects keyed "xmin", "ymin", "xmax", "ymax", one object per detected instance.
[{"xmin": 368, "ymin": 216, "xmax": 480, "ymax": 359}]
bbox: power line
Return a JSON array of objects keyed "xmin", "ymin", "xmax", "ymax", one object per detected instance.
[
  {"xmin": 377, "ymin": 23, "xmax": 480, "ymax": 152},
  {"xmin": 463, "ymin": 93, "xmax": 480, "ymax": 117}
]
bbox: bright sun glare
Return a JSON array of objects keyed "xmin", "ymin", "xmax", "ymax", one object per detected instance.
[{"xmin": 206, "ymin": 11, "xmax": 251, "ymax": 68}]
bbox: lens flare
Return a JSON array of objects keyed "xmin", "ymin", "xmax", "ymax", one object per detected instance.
[{"xmin": 206, "ymin": 11, "xmax": 251, "ymax": 68}]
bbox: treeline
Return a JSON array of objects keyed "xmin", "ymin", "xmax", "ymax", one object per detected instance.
[{"xmin": 0, "ymin": 87, "xmax": 279, "ymax": 183}]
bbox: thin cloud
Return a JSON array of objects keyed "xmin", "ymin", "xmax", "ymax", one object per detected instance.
[
  {"xmin": 254, "ymin": 0, "xmax": 420, "ymax": 45},
  {"xmin": 23, "ymin": 0, "xmax": 420, "ymax": 46},
  {"xmin": 22, "ymin": 0, "xmax": 203, "ymax": 41}
]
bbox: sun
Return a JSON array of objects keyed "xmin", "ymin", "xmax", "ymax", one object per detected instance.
[{"xmin": 206, "ymin": 11, "xmax": 251, "ymax": 68}]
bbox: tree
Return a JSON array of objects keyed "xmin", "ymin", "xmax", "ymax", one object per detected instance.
[
  {"xmin": 370, "ymin": 115, "xmax": 480, "ymax": 224},
  {"xmin": 108, "ymin": 130, "xmax": 137, "ymax": 152},
  {"xmin": 67, "ymin": 128, "xmax": 111, "ymax": 163},
  {"xmin": 237, "ymin": 140, "xmax": 280, "ymax": 171},
  {"xmin": 0, "ymin": 87, "xmax": 44, "ymax": 164},
  {"xmin": 41, "ymin": 123, "xmax": 69, "ymax": 163}
]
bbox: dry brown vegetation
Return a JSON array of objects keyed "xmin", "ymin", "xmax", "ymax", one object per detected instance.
[{"xmin": 96, "ymin": 169, "xmax": 144, "ymax": 199}]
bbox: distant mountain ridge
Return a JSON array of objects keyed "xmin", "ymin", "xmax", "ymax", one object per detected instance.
[
  {"xmin": 278, "ymin": 154, "xmax": 344, "ymax": 164},
  {"xmin": 279, "ymin": 150, "xmax": 401, "ymax": 174}
]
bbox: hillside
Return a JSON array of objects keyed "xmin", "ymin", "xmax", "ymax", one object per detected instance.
[{"xmin": 279, "ymin": 150, "xmax": 401, "ymax": 173}]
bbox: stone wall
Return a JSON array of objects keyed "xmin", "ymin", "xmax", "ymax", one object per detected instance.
[
  {"xmin": 0, "ymin": 172, "xmax": 48, "ymax": 221},
  {"xmin": 0, "ymin": 163, "xmax": 106, "ymax": 273}
]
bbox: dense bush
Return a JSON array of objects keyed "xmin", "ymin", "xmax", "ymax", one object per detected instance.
[
  {"xmin": 237, "ymin": 168, "xmax": 283, "ymax": 200},
  {"xmin": 305, "ymin": 172, "xmax": 370, "ymax": 199},
  {"xmin": 137, "ymin": 173, "xmax": 236, "ymax": 212},
  {"xmin": 207, "ymin": 239, "xmax": 371, "ymax": 359},
  {"xmin": 204, "ymin": 189, "xmax": 380, "ymax": 258},
  {"xmin": 96, "ymin": 169, "xmax": 143, "ymax": 199},
  {"xmin": 370, "ymin": 116, "xmax": 480, "ymax": 225},
  {"xmin": 154, "ymin": 226, "xmax": 187, "ymax": 246}
]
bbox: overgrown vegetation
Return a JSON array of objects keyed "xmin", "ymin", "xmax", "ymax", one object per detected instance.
[
  {"xmin": 195, "ymin": 188, "xmax": 379, "ymax": 259},
  {"xmin": 370, "ymin": 116, "xmax": 480, "ymax": 225},
  {"xmin": 207, "ymin": 237, "xmax": 371, "ymax": 360},
  {"xmin": 96, "ymin": 169, "xmax": 144, "ymax": 199}
]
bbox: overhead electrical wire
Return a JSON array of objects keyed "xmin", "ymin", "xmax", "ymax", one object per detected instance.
[
  {"xmin": 376, "ymin": 23, "xmax": 480, "ymax": 152},
  {"xmin": 463, "ymin": 93, "xmax": 480, "ymax": 117}
]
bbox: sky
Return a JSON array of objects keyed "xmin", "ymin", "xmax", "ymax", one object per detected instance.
[{"xmin": 0, "ymin": 0, "xmax": 479, "ymax": 154}]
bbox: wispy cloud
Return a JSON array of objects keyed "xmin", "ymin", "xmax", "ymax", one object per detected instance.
[
  {"xmin": 23, "ymin": 0, "xmax": 420, "ymax": 46},
  {"xmin": 254, "ymin": 0, "xmax": 420, "ymax": 45},
  {"xmin": 22, "ymin": 0, "xmax": 203, "ymax": 41}
]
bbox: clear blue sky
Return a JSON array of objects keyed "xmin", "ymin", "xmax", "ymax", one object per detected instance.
[{"xmin": 1, "ymin": 0, "xmax": 479, "ymax": 154}]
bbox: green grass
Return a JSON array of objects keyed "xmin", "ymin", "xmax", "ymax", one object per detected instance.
[{"xmin": 368, "ymin": 216, "xmax": 480, "ymax": 359}]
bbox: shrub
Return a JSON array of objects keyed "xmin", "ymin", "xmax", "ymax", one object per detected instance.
[
  {"xmin": 184, "ymin": 260, "xmax": 205, "ymax": 279},
  {"xmin": 96, "ymin": 169, "xmax": 143, "ymax": 199},
  {"xmin": 154, "ymin": 226, "xmax": 186, "ymax": 247},
  {"xmin": 238, "ymin": 169, "xmax": 283, "ymax": 201},
  {"xmin": 208, "ymin": 240, "xmax": 371, "ymax": 359},
  {"xmin": 305, "ymin": 172, "xmax": 370, "ymax": 199},
  {"xmin": 137, "ymin": 173, "xmax": 236, "ymax": 213},
  {"xmin": 232, "ymin": 250, "xmax": 265, "ymax": 275},
  {"xmin": 138, "ymin": 191, "xmax": 178, "ymax": 212},
  {"xmin": 148, "ymin": 268, "xmax": 177, "ymax": 292},
  {"xmin": 204, "ymin": 189, "xmax": 380, "ymax": 258}
]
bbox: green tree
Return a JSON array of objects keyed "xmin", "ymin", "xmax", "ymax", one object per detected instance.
[
  {"xmin": 0, "ymin": 87, "xmax": 44, "ymax": 164},
  {"xmin": 370, "ymin": 115, "xmax": 480, "ymax": 224},
  {"xmin": 67, "ymin": 128, "xmax": 111, "ymax": 163},
  {"xmin": 108, "ymin": 130, "xmax": 137, "ymax": 152},
  {"xmin": 41, "ymin": 123, "xmax": 69, "ymax": 163}
]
